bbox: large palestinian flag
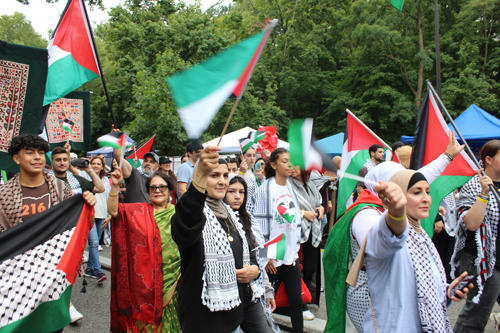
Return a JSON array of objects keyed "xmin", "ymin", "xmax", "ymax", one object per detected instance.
[
  {"xmin": 410, "ymin": 91, "xmax": 478, "ymax": 236},
  {"xmin": 43, "ymin": 0, "xmax": 100, "ymax": 106},
  {"xmin": 337, "ymin": 113, "xmax": 387, "ymax": 217},
  {"xmin": 288, "ymin": 118, "xmax": 337, "ymax": 173},
  {"xmin": 167, "ymin": 19, "xmax": 278, "ymax": 140},
  {"xmin": 0, "ymin": 194, "xmax": 94, "ymax": 333}
]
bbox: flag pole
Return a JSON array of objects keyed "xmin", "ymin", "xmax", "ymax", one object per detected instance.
[
  {"xmin": 81, "ymin": 0, "xmax": 117, "ymax": 128},
  {"xmin": 426, "ymin": 80, "xmax": 500, "ymax": 203},
  {"xmin": 345, "ymin": 109, "xmax": 392, "ymax": 150},
  {"xmin": 217, "ymin": 98, "xmax": 241, "ymax": 146}
]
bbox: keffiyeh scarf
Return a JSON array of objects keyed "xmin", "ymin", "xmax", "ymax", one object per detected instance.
[
  {"xmin": 49, "ymin": 170, "xmax": 81, "ymax": 193},
  {"xmin": 201, "ymin": 202, "xmax": 263, "ymax": 312},
  {"xmin": 391, "ymin": 169, "xmax": 452, "ymax": 333},
  {"xmin": 450, "ymin": 174, "xmax": 499, "ymax": 303},
  {"xmin": 407, "ymin": 222, "xmax": 453, "ymax": 333}
]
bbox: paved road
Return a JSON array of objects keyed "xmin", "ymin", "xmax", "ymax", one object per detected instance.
[{"xmin": 66, "ymin": 247, "xmax": 500, "ymax": 332}]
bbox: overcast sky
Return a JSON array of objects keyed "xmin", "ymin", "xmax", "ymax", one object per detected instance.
[{"xmin": 1, "ymin": 0, "xmax": 230, "ymax": 40}]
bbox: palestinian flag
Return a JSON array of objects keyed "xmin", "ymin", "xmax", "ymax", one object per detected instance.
[
  {"xmin": 288, "ymin": 118, "xmax": 337, "ymax": 173},
  {"xmin": 337, "ymin": 113, "xmax": 387, "ymax": 217},
  {"xmin": 249, "ymin": 130, "xmax": 266, "ymax": 144},
  {"xmin": 255, "ymin": 233, "xmax": 286, "ymax": 261},
  {"xmin": 277, "ymin": 204, "xmax": 295, "ymax": 224},
  {"xmin": 410, "ymin": 91, "xmax": 478, "ymax": 236},
  {"xmin": 62, "ymin": 118, "xmax": 74, "ymax": 133},
  {"xmin": 167, "ymin": 19, "xmax": 278, "ymax": 139},
  {"xmin": 43, "ymin": 0, "xmax": 101, "ymax": 106},
  {"xmin": 239, "ymin": 137, "xmax": 253, "ymax": 154},
  {"xmin": 125, "ymin": 134, "xmax": 156, "ymax": 160},
  {"xmin": 97, "ymin": 132, "xmax": 127, "ymax": 149},
  {"xmin": 0, "ymin": 194, "xmax": 94, "ymax": 333}
]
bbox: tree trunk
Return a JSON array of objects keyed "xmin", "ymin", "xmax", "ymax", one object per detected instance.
[{"xmin": 416, "ymin": 1, "xmax": 424, "ymax": 109}]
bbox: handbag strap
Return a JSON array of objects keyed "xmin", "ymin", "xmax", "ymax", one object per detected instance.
[{"xmin": 369, "ymin": 294, "xmax": 378, "ymax": 333}]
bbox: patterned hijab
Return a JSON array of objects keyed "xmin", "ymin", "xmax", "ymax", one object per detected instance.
[{"xmin": 389, "ymin": 170, "xmax": 453, "ymax": 333}]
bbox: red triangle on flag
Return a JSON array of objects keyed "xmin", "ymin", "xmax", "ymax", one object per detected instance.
[
  {"xmin": 414, "ymin": 93, "xmax": 477, "ymax": 177},
  {"xmin": 52, "ymin": 0, "xmax": 100, "ymax": 76},
  {"xmin": 347, "ymin": 113, "xmax": 386, "ymax": 152},
  {"xmin": 126, "ymin": 135, "xmax": 156, "ymax": 160}
]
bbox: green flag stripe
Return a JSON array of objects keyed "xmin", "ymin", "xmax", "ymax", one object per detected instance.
[
  {"xmin": 421, "ymin": 175, "xmax": 472, "ymax": 237},
  {"xmin": 276, "ymin": 234, "xmax": 287, "ymax": 261},
  {"xmin": 43, "ymin": 55, "xmax": 98, "ymax": 106},
  {"xmin": 390, "ymin": 0, "xmax": 405, "ymax": 10},
  {"xmin": 288, "ymin": 119, "xmax": 306, "ymax": 169},
  {"xmin": 167, "ymin": 30, "xmax": 266, "ymax": 109},
  {"xmin": 337, "ymin": 150, "xmax": 370, "ymax": 216},
  {"xmin": 0, "ymin": 286, "xmax": 72, "ymax": 333}
]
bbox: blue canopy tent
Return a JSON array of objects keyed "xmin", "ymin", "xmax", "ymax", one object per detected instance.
[
  {"xmin": 401, "ymin": 104, "xmax": 500, "ymax": 147},
  {"xmin": 314, "ymin": 133, "xmax": 344, "ymax": 157}
]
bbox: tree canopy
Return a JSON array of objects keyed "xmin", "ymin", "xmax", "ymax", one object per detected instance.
[{"xmin": 6, "ymin": 0, "xmax": 500, "ymax": 154}]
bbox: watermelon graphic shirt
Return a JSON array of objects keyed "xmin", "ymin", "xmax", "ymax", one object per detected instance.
[{"xmin": 270, "ymin": 182, "xmax": 302, "ymax": 266}]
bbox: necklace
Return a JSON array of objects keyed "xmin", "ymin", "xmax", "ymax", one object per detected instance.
[{"xmin": 223, "ymin": 218, "xmax": 238, "ymax": 242}]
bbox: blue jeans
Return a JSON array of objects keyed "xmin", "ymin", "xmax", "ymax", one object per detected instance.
[{"xmin": 87, "ymin": 218, "xmax": 104, "ymax": 271}]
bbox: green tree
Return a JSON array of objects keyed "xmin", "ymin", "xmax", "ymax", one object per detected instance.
[{"xmin": 0, "ymin": 12, "xmax": 47, "ymax": 48}]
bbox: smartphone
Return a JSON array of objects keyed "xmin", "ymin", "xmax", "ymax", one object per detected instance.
[
  {"xmin": 255, "ymin": 161, "xmax": 262, "ymax": 170},
  {"xmin": 450, "ymin": 274, "xmax": 477, "ymax": 298}
]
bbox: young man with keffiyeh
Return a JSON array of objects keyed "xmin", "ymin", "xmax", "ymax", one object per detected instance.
[
  {"xmin": 453, "ymin": 139, "xmax": 500, "ymax": 332},
  {"xmin": 0, "ymin": 134, "xmax": 97, "ymax": 329}
]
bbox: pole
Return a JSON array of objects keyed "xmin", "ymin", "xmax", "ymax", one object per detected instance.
[
  {"xmin": 217, "ymin": 98, "xmax": 241, "ymax": 146},
  {"xmin": 81, "ymin": 0, "xmax": 117, "ymax": 128},
  {"xmin": 434, "ymin": 0, "xmax": 442, "ymax": 97},
  {"xmin": 345, "ymin": 109, "xmax": 392, "ymax": 150},
  {"xmin": 426, "ymin": 80, "xmax": 500, "ymax": 203}
]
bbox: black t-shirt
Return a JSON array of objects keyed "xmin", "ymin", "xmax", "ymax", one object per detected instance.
[{"xmin": 124, "ymin": 168, "xmax": 150, "ymax": 204}]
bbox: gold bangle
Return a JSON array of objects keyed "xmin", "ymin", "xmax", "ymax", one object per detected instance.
[
  {"xmin": 239, "ymin": 171, "xmax": 245, "ymax": 176},
  {"xmin": 388, "ymin": 213, "xmax": 406, "ymax": 221},
  {"xmin": 109, "ymin": 191, "xmax": 120, "ymax": 197},
  {"xmin": 192, "ymin": 178, "xmax": 207, "ymax": 190},
  {"xmin": 477, "ymin": 196, "xmax": 489, "ymax": 204}
]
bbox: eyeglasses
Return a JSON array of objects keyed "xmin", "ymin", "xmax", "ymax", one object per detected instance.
[{"xmin": 149, "ymin": 185, "xmax": 169, "ymax": 193}]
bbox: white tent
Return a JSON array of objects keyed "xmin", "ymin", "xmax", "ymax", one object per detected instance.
[{"xmin": 203, "ymin": 127, "xmax": 289, "ymax": 154}]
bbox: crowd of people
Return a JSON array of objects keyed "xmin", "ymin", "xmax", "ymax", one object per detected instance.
[{"xmin": 2, "ymin": 129, "xmax": 500, "ymax": 333}]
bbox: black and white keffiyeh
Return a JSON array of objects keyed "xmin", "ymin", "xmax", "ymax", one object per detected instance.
[
  {"xmin": 201, "ymin": 202, "xmax": 263, "ymax": 312},
  {"xmin": 407, "ymin": 223, "xmax": 453, "ymax": 333},
  {"xmin": 450, "ymin": 174, "xmax": 500, "ymax": 303},
  {"xmin": 49, "ymin": 170, "xmax": 81, "ymax": 193}
]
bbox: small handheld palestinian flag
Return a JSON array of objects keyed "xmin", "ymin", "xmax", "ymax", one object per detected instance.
[
  {"xmin": 0, "ymin": 194, "xmax": 94, "ymax": 332},
  {"xmin": 97, "ymin": 132, "xmax": 127, "ymax": 149},
  {"xmin": 288, "ymin": 118, "xmax": 337, "ymax": 173},
  {"xmin": 62, "ymin": 118, "xmax": 75, "ymax": 133},
  {"xmin": 252, "ymin": 233, "xmax": 287, "ymax": 261},
  {"xmin": 239, "ymin": 130, "xmax": 266, "ymax": 154}
]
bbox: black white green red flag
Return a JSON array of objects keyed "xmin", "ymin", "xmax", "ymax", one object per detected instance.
[
  {"xmin": 253, "ymin": 233, "xmax": 286, "ymax": 261},
  {"xmin": 410, "ymin": 91, "xmax": 478, "ymax": 236},
  {"xmin": 288, "ymin": 118, "xmax": 337, "ymax": 173},
  {"xmin": 43, "ymin": 0, "xmax": 101, "ymax": 106},
  {"xmin": 97, "ymin": 132, "xmax": 127, "ymax": 149},
  {"xmin": 0, "ymin": 194, "xmax": 94, "ymax": 333},
  {"xmin": 337, "ymin": 113, "xmax": 387, "ymax": 217},
  {"xmin": 167, "ymin": 20, "xmax": 278, "ymax": 140},
  {"xmin": 125, "ymin": 134, "xmax": 156, "ymax": 160}
]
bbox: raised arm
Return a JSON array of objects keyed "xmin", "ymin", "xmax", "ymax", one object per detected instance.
[
  {"xmin": 110, "ymin": 126, "xmax": 132, "ymax": 179},
  {"xmin": 108, "ymin": 168, "xmax": 122, "ymax": 218}
]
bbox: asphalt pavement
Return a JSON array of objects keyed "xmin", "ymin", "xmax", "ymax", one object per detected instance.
[{"xmin": 65, "ymin": 246, "xmax": 500, "ymax": 333}]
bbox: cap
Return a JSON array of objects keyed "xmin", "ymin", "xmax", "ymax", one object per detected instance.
[
  {"xmin": 159, "ymin": 156, "xmax": 172, "ymax": 164},
  {"xmin": 143, "ymin": 152, "xmax": 160, "ymax": 164},
  {"xmin": 70, "ymin": 153, "xmax": 78, "ymax": 160}
]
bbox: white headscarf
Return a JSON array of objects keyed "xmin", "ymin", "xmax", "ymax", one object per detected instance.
[{"xmin": 364, "ymin": 161, "xmax": 405, "ymax": 195}]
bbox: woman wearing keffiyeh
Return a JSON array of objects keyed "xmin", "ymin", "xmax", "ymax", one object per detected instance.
[
  {"xmin": 171, "ymin": 146, "xmax": 263, "ymax": 333},
  {"xmin": 360, "ymin": 168, "xmax": 472, "ymax": 333},
  {"xmin": 453, "ymin": 140, "xmax": 500, "ymax": 332}
]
